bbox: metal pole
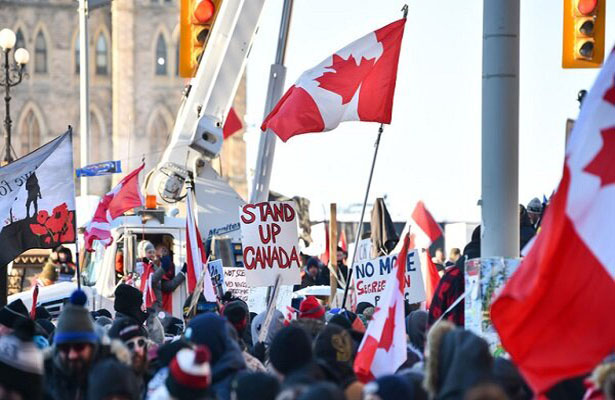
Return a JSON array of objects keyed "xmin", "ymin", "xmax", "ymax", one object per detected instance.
[
  {"xmin": 79, "ymin": 0, "xmax": 90, "ymax": 197},
  {"xmin": 341, "ymin": 124, "xmax": 384, "ymax": 309},
  {"xmin": 249, "ymin": 0, "xmax": 293, "ymax": 203},
  {"xmin": 481, "ymin": 0, "xmax": 520, "ymax": 258},
  {"xmin": 0, "ymin": 50, "xmax": 11, "ymax": 306},
  {"xmin": 3, "ymin": 50, "xmax": 12, "ymax": 164}
]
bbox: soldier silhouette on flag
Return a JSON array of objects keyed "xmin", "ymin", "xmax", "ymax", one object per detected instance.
[{"xmin": 26, "ymin": 172, "xmax": 41, "ymax": 218}]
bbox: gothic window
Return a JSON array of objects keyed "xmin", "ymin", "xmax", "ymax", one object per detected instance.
[
  {"xmin": 95, "ymin": 34, "xmax": 108, "ymax": 75},
  {"xmin": 148, "ymin": 111, "xmax": 171, "ymax": 155},
  {"xmin": 20, "ymin": 109, "xmax": 42, "ymax": 155},
  {"xmin": 15, "ymin": 29, "xmax": 25, "ymax": 51},
  {"xmin": 155, "ymin": 35, "xmax": 167, "ymax": 76},
  {"xmin": 34, "ymin": 31, "xmax": 47, "ymax": 73}
]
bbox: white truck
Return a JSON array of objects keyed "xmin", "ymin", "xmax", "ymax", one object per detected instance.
[{"xmin": 9, "ymin": 0, "xmax": 278, "ymax": 318}]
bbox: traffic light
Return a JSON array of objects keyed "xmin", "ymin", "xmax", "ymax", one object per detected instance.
[
  {"xmin": 179, "ymin": 0, "xmax": 222, "ymax": 77},
  {"xmin": 562, "ymin": 0, "xmax": 606, "ymax": 68}
]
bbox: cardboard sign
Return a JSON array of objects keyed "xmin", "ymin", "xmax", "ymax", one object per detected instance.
[
  {"xmin": 247, "ymin": 285, "xmax": 294, "ymax": 315},
  {"xmin": 239, "ymin": 201, "xmax": 301, "ymax": 287},
  {"xmin": 224, "ymin": 267, "xmax": 249, "ymax": 302},
  {"xmin": 207, "ymin": 259, "xmax": 225, "ymax": 291},
  {"xmin": 352, "ymin": 250, "xmax": 426, "ymax": 306},
  {"xmin": 464, "ymin": 258, "xmax": 520, "ymax": 356}
]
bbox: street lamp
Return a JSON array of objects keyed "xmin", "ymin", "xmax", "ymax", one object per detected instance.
[{"xmin": 0, "ymin": 28, "xmax": 29, "ymax": 164}]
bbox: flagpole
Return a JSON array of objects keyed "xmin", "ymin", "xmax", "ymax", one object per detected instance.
[
  {"xmin": 68, "ymin": 126, "xmax": 82, "ymax": 291},
  {"xmin": 341, "ymin": 124, "xmax": 384, "ymax": 310}
]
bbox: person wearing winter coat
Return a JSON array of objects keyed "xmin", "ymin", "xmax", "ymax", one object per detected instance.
[
  {"xmin": 313, "ymin": 324, "xmax": 363, "ymax": 400},
  {"xmin": 185, "ymin": 313, "xmax": 247, "ymax": 400},
  {"xmin": 44, "ymin": 290, "xmax": 134, "ymax": 400},
  {"xmin": 138, "ymin": 241, "xmax": 186, "ymax": 313},
  {"xmin": 424, "ymin": 321, "xmax": 494, "ymax": 400}
]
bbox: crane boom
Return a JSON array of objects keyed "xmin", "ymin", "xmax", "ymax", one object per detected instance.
[{"xmin": 145, "ymin": 0, "xmax": 267, "ymax": 241}]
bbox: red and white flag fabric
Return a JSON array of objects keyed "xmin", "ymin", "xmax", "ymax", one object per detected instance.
[
  {"xmin": 30, "ymin": 285, "xmax": 39, "ymax": 319},
  {"xmin": 423, "ymin": 250, "xmax": 441, "ymax": 309},
  {"xmin": 354, "ymin": 233, "xmax": 410, "ymax": 382},
  {"xmin": 139, "ymin": 261, "xmax": 157, "ymax": 308},
  {"xmin": 185, "ymin": 186, "xmax": 216, "ymax": 301},
  {"xmin": 223, "ymin": 107, "xmax": 243, "ymax": 139},
  {"xmin": 409, "ymin": 201, "xmax": 443, "ymax": 250},
  {"xmin": 261, "ymin": 18, "xmax": 406, "ymax": 142},
  {"xmin": 402, "ymin": 201, "xmax": 442, "ymax": 307},
  {"xmin": 84, "ymin": 164, "xmax": 145, "ymax": 251},
  {"xmin": 491, "ymin": 50, "xmax": 615, "ymax": 394}
]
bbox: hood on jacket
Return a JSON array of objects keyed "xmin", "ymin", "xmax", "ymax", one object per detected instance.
[
  {"xmin": 406, "ymin": 310, "xmax": 428, "ymax": 354},
  {"xmin": 187, "ymin": 313, "xmax": 246, "ymax": 400},
  {"xmin": 425, "ymin": 326, "xmax": 493, "ymax": 400}
]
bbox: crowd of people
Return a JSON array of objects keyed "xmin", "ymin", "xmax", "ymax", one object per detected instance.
[{"xmin": 1, "ymin": 196, "xmax": 612, "ymax": 400}]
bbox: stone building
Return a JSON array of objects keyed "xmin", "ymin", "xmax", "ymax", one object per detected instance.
[{"xmin": 0, "ymin": 0, "xmax": 247, "ymax": 199}]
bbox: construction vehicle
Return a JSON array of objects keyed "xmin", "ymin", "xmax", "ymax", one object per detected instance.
[{"xmin": 8, "ymin": 0, "xmax": 280, "ymax": 318}]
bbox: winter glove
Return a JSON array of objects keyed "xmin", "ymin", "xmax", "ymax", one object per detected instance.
[
  {"xmin": 181, "ymin": 263, "xmax": 187, "ymax": 274},
  {"xmin": 160, "ymin": 255, "xmax": 172, "ymax": 273}
]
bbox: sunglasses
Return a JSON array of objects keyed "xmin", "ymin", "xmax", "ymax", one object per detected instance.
[
  {"xmin": 58, "ymin": 343, "xmax": 90, "ymax": 353},
  {"xmin": 125, "ymin": 337, "xmax": 147, "ymax": 351}
]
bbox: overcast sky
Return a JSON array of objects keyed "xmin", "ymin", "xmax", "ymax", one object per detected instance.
[{"xmin": 244, "ymin": 0, "xmax": 610, "ymax": 223}]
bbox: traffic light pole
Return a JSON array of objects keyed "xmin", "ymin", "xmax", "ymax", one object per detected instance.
[
  {"xmin": 78, "ymin": 0, "xmax": 90, "ymax": 197},
  {"xmin": 481, "ymin": 0, "xmax": 520, "ymax": 258},
  {"xmin": 249, "ymin": 0, "xmax": 293, "ymax": 204}
]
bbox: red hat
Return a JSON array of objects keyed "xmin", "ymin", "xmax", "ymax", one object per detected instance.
[
  {"xmin": 299, "ymin": 296, "xmax": 325, "ymax": 320},
  {"xmin": 166, "ymin": 345, "xmax": 212, "ymax": 398}
]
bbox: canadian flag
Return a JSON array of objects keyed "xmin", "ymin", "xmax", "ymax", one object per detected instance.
[
  {"xmin": 84, "ymin": 163, "xmax": 145, "ymax": 251},
  {"xmin": 185, "ymin": 186, "xmax": 216, "ymax": 301},
  {"xmin": 400, "ymin": 201, "xmax": 442, "ymax": 308},
  {"xmin": 491, "ymin": 50, "xmax": 615, "ymax": 394},
  {"xmin": 409, "ymin": 201, "xmax": 443, "ymax": 249},
  {"xmin": 261, "ymin": 18, "xmax": 406, "ymax": 142},
  {"xmin": 354, "ymin": 233, "xmax": 410, "ymax": 382}
]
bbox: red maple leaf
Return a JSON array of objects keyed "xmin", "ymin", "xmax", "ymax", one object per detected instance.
[
  {"xmin": 584, "ymin": 127, "xmax": 615, "ymax": 187},
  {"xmin": 315, "ymin": 54, "xmax": 376, "ymax": 104},
  {"xmin": 378, "ymin": 305, "xmax": 397, "ymax": 351},
  {"xmin": 603, "ymin": 75, "xmax": 615, "ymax": 106}
]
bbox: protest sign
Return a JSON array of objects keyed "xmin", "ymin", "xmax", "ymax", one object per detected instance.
[
  {"xmin": 464, "ymin": 258, "xmax": 520, "ymax": 356},
  {"xmin": 239, "ymin": 201, "xmax": 301, "ymax": 287},
  {"xmin": 207, "ymin": 259, "xmax": 225, "ymax": 292},
  {"xmin": 352, "ymin": 250, "xmax": 425, "ymax": 306},
  {"xmin": 248, "ymin": 285, "xmax": 294, "ymax": 315},
  {"xmin": 224, "ymin": 267, "xmax": 249, "ymax": 302}
]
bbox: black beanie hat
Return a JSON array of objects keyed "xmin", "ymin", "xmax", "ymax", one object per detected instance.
[
  {"xmin": 0, "ymin": 319, "xmax": 44, "ymax": 399},
  {"xmin": 108, "ymin": 317, "xmax": 148, "ymax": 342},
  {"xmin": 0, "ymin": 299, "xmax": 29, "ymax": 329},
  {"xmin": 35, "ymin": 319, "xmax": 55, "ymax": 338},
  {"xmin": 34, "ymin": 305, "xmax": 51, "ymax": 321},
  {"xmin": 355, "ymin": 302, "xmax": 374, "ymax": 315},
  {"xmin": 114, "ymin": 284, "xmax": 147, "ymax": 324},
  {"xmin": 223, "ymin": 300, "xmax": 249, "ymax": 334},
  {"xmin": 269, "ymin": 326, "xmax": 313, "ymax": 375},
  {"xmin": 232, "ymin": 371, "xmax": 280, "ymax": 400}
]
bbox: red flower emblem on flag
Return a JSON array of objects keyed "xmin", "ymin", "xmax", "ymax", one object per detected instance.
[{"xmin": 29, "ymin": 202, "xmax": 75, "ymax": 245}]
